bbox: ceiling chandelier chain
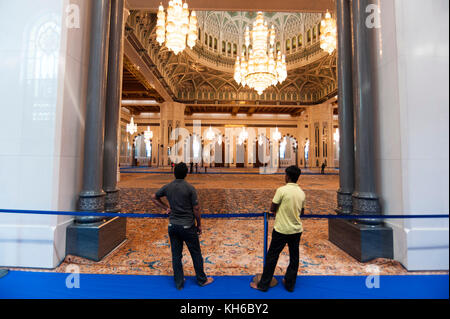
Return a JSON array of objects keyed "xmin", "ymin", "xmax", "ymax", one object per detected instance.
[
  {"xmin": 156, "ymin": 0, "xmax": 198, "ymax": 55},
  {"xmin": 320, "ymin": 10, "xmax": 337, "ymax": 55},
  {"xmin": 234, "ymin": 12, "xmax": 287, "ymax": 95},
  {"xmin": 126, "ymin": 117, "xmax": 138, "ymax": 135}
]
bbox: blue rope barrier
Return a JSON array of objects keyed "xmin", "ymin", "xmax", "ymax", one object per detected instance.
[
  {"xmin": 0, "ymin": 209, "xmax": 264, "ymax": 219},
  {"xmin": 0, "ymin": 209, "xmax": 447, "ymax": 220}
]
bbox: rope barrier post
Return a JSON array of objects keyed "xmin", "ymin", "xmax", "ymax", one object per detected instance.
[{"xmin": 263, "ymin": 211, "xmax": 268, "ymax": 267}]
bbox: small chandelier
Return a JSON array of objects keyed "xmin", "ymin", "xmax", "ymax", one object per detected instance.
[
  {"xmin": 206, "ymin": 126, "xmax": 215, "ymax": 141},
  {"xmin": 272, "ymin": 127, "xmax": 281, "ymax": 141},
  {"xmin": 127, "ymin": 117, "xmax": 138, "ymax": 135},
  {"xmin": 144, "ymin": 126, "xmax": 153, "ymax": 141},
  {"xmin": 156, "ymin": 0, "xmax": 198, "ymax": 55},
  {"xmin": 234, "ymin": 12, "xmax": 287, "ymax": 95},
  {"xmin": 320, "ymin": 11, "xmax": 337, "ymax": 54}
]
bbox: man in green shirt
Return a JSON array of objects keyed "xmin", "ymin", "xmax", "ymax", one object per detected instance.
[{"xmin": 250, "ymin": 165, "xmax": 305, "ymax": 292}]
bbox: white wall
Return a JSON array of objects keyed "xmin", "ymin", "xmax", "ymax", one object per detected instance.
[
  {"xmin": 374, "ymin": 0, "xmax": 449, "ymax": 270},
  {"xmin": 0, "ymin": 0, "xmax": 91, "ymax": 268}
]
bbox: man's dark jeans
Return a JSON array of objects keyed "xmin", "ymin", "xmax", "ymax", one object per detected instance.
[
  {"xmin": 258, "ymin": 229, "xmax": 302, "ymax": 292},
  {"xmin": 168, "ymin": 224, "xmax": 207, "ymax": 289}
]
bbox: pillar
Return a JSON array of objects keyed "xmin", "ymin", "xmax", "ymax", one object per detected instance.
[
  {"xmin": 103, "ymin": 0, "xmax": 125, "ymax": 212},
  {"xmin": 335, "ymin": 0, "xmax": 355, "ymax": 214},
  {"xmin": 77, "ymin": 0, "xmax": 111, "ymax": 223},
  {"xmin": 351, "ymin": 0, "xmax": 381, "ymax": 224},
  {"xmin": 328, "ymin": 0, "xmax": 393, "ymax": 262}
]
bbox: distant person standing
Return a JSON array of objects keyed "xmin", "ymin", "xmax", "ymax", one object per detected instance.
[
  {"xmin": 151, "ymin": 162, "xmax": 213, "ymax": 290},
  {"xmin": 250, "ymin": 165, "xmax": 305, "ymax": 292},
  {"xmin": 190, "ymin": 161, "xmax": 194, "ymax": 174},
  {"xmin": 321, "ymin": 162, "xmax": 326, "ymax": 174}
]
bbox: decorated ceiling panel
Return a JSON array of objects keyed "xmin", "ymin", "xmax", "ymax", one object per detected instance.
[{"xmin": 125, "ymin": 10, "xmax": 337, "ymax": 112}]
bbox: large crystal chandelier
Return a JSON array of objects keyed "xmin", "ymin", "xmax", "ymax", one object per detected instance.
[
  {"xmin": 320, "ymin": 11, "xmax": 337, "ymax": 54},
  {"xmin": 156, "ymin": 0, "xmax": 198, "ymax": 55},
  {"xmin": 126, "ymin": 117, "xmax": 138, "ymax": 135},
  {"xmin": 234, "ymin": 12, "xmax": 287, "ymax": 95}
]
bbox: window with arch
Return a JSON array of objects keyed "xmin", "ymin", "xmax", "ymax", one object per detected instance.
[
  {"xmin": 242, "ymin": 45, "xmax": 246, "ymax": 55},
  {"xmin": 313, "ymin": 26, "xmax": 317, "ymax": 41},
  {"xmin": 209, "ymin": 35, "xmax": 212, "ymax": 48},
  {"xmin": 233, "ymin": 43, "xmax": 237, "ymax": 56},
  {"xmin": 214, "ymin": 38, "xmax": 217, "ymax": 50},
  {"xmin": 198, "ymin": 28, "xmax": 201, "ymax": 41},
  {"xmin": 292, "ymin": 37, "xmax": 297, "ymax": 50},
  {"xmin": 298, "ymin": 34, "xmax": 303, "ymax": 47},
  {"xmin": 307, "ymin": 29, "xmax": 311, "ymax": 43},
  {"xmin": 227, "ymin": 42, "xmax": 231, "ymax": 55},
  {"xmin": 276, "ymin": 42, "xmax": 281, "ymax": 52},
  {"xmin": 286, "ymin": 39, "xmax": 290, "ymax": 52}
]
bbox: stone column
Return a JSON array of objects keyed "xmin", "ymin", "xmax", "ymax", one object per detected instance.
[
  {"xmin": 77, "ymin": 0, "xmax": 111, "ymax": 223},
  {"xmin": 336, "ymin": 0, "xmax": 355, "ymax": 214},
  {"xmin": 103, "ymin": 0, "xmax": 125, "ymax": 212},
  {"xmin": 351, "ymin": 0, "xmax": 381, "ymax": 224}
]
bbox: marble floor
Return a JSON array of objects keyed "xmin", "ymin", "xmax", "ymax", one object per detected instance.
[{"xmin": 6, "ymin": 171, "xmax": 447, "ymax": 277}]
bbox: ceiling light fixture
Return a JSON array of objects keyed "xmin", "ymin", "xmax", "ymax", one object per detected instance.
[
  {"xmin": 156, "ymin": 0, "xmax": 198, "ymax": 55},
  {"xmin": 320, "ymin": 11, "xmax": 337, "ymax": 55},
  {"xmin": 126, "ymin": 117, "xmax": 138, "ymax": 135},
  {"xmin": 234, "ymin": 12, "xmax": 287, "ymax": 95},
  {"xmin": 144, "ymin": 126, "xmax": 153, "ymax": 141}
]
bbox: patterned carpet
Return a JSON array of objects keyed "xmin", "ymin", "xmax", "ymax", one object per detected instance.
[{"xmin": 6, "ymin": 173, "xmax": 446, "ymax": 277}]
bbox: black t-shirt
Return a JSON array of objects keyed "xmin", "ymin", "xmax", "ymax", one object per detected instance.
[{"xmin": 155, "ymin": 179, "xmax": 199, "ymax": 227}]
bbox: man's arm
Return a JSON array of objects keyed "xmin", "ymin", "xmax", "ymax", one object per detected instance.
[
  {"xmin": 151, "ymin": 194, "xmax": 171, "ymax": 214},
  {"xmin": 193, "ymin": 204, "xmax": 202, "ymax": 234},
  {"xmin": 270, "ymin": 202, "xmax": 280, "ymax": 216}
]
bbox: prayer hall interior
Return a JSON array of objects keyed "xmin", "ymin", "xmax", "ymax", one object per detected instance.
[{"xmin": 0, "ymin": 0, "xmax": 448, "ymax": 283}]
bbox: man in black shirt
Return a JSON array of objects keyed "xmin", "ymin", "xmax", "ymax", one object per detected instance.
[{"xmin": 151, "ymin": 162, "xmax": 214, "ymax": 290}]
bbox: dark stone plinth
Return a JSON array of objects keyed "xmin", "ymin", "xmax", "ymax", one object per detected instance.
[
  {"xmin": 66, "ymin": 217, "xmax": 126, "ymax": 261},
  {"xmin": 328, "ymin": 218, "xmax": 393, "ymax": 262}
]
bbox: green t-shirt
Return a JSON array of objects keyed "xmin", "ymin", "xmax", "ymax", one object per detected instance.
[{"xmin": 272, "ymin": 183, "xmax": 305, "ymax": 235}]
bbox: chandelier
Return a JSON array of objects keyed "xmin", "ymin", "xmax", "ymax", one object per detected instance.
[
  {"xmin": 206, "ymin": 126, "xmax": 215, "ymax": 141},
  {"xmin": 126, "ymin": 117, "xmax": 138, "ymax": 135},
  {"xmin": 272, "ymin": 127, "xmax": 281, "ymax": 141},
  {"xmin": 320, "ymin": 11, "xmax": 337, "ymax": 54},
  {"xmin": 234, "ymin": 12, "xmax": 287, "ymax": 95},
  {"xmin": 156, "ymin": 0, "xmax": 198, "ymax": 55},
  {"xmin": 144, "ymin": 126, "xmax": 153, "ymax": 141}
]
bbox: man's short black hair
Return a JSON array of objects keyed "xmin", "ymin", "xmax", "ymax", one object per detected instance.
[
  {"xmin": 174, "ymin": 162, "xmax": 188, "ymax": 179},
  {"xmin": 285, "ymin": 165, "xmax": 301, "ymax": 183}
]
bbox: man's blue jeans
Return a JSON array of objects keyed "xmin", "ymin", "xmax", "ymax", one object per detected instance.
[{"xmin": 168, "ymin": 224, "xmax": 208, "ymax": 289}]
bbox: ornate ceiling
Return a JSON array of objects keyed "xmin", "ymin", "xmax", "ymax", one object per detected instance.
[{"xmin": 123, "ymin": 10, "xmax": 338, "ymax": 115}]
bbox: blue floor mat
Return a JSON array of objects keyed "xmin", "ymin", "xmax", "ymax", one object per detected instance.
[{"xmin": 0, "ymin": 271, "xmax": 448, "ymax": 299}]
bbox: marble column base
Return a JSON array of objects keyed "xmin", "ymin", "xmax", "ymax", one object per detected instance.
[
  {"xmin": 336, "ymin": 190, "xmax": 353, "ymax": 214},
  {"xmin": 77, "ymin": 192, "xmax": 106, "ymax": 223},
  {"xmin": 105, "ymin": 189, "xmax": 120, "ymax": 212},
  {"xmin": 66, "ymin": 217, "xmax": 126, "ymax": 262},
  {"xmin": 352, "ymin": 193, "xmax": 382, "ymax": 225},
  {"xmin": 328, "ymin": 218, "xmax": 393, "ymax": 262}
]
